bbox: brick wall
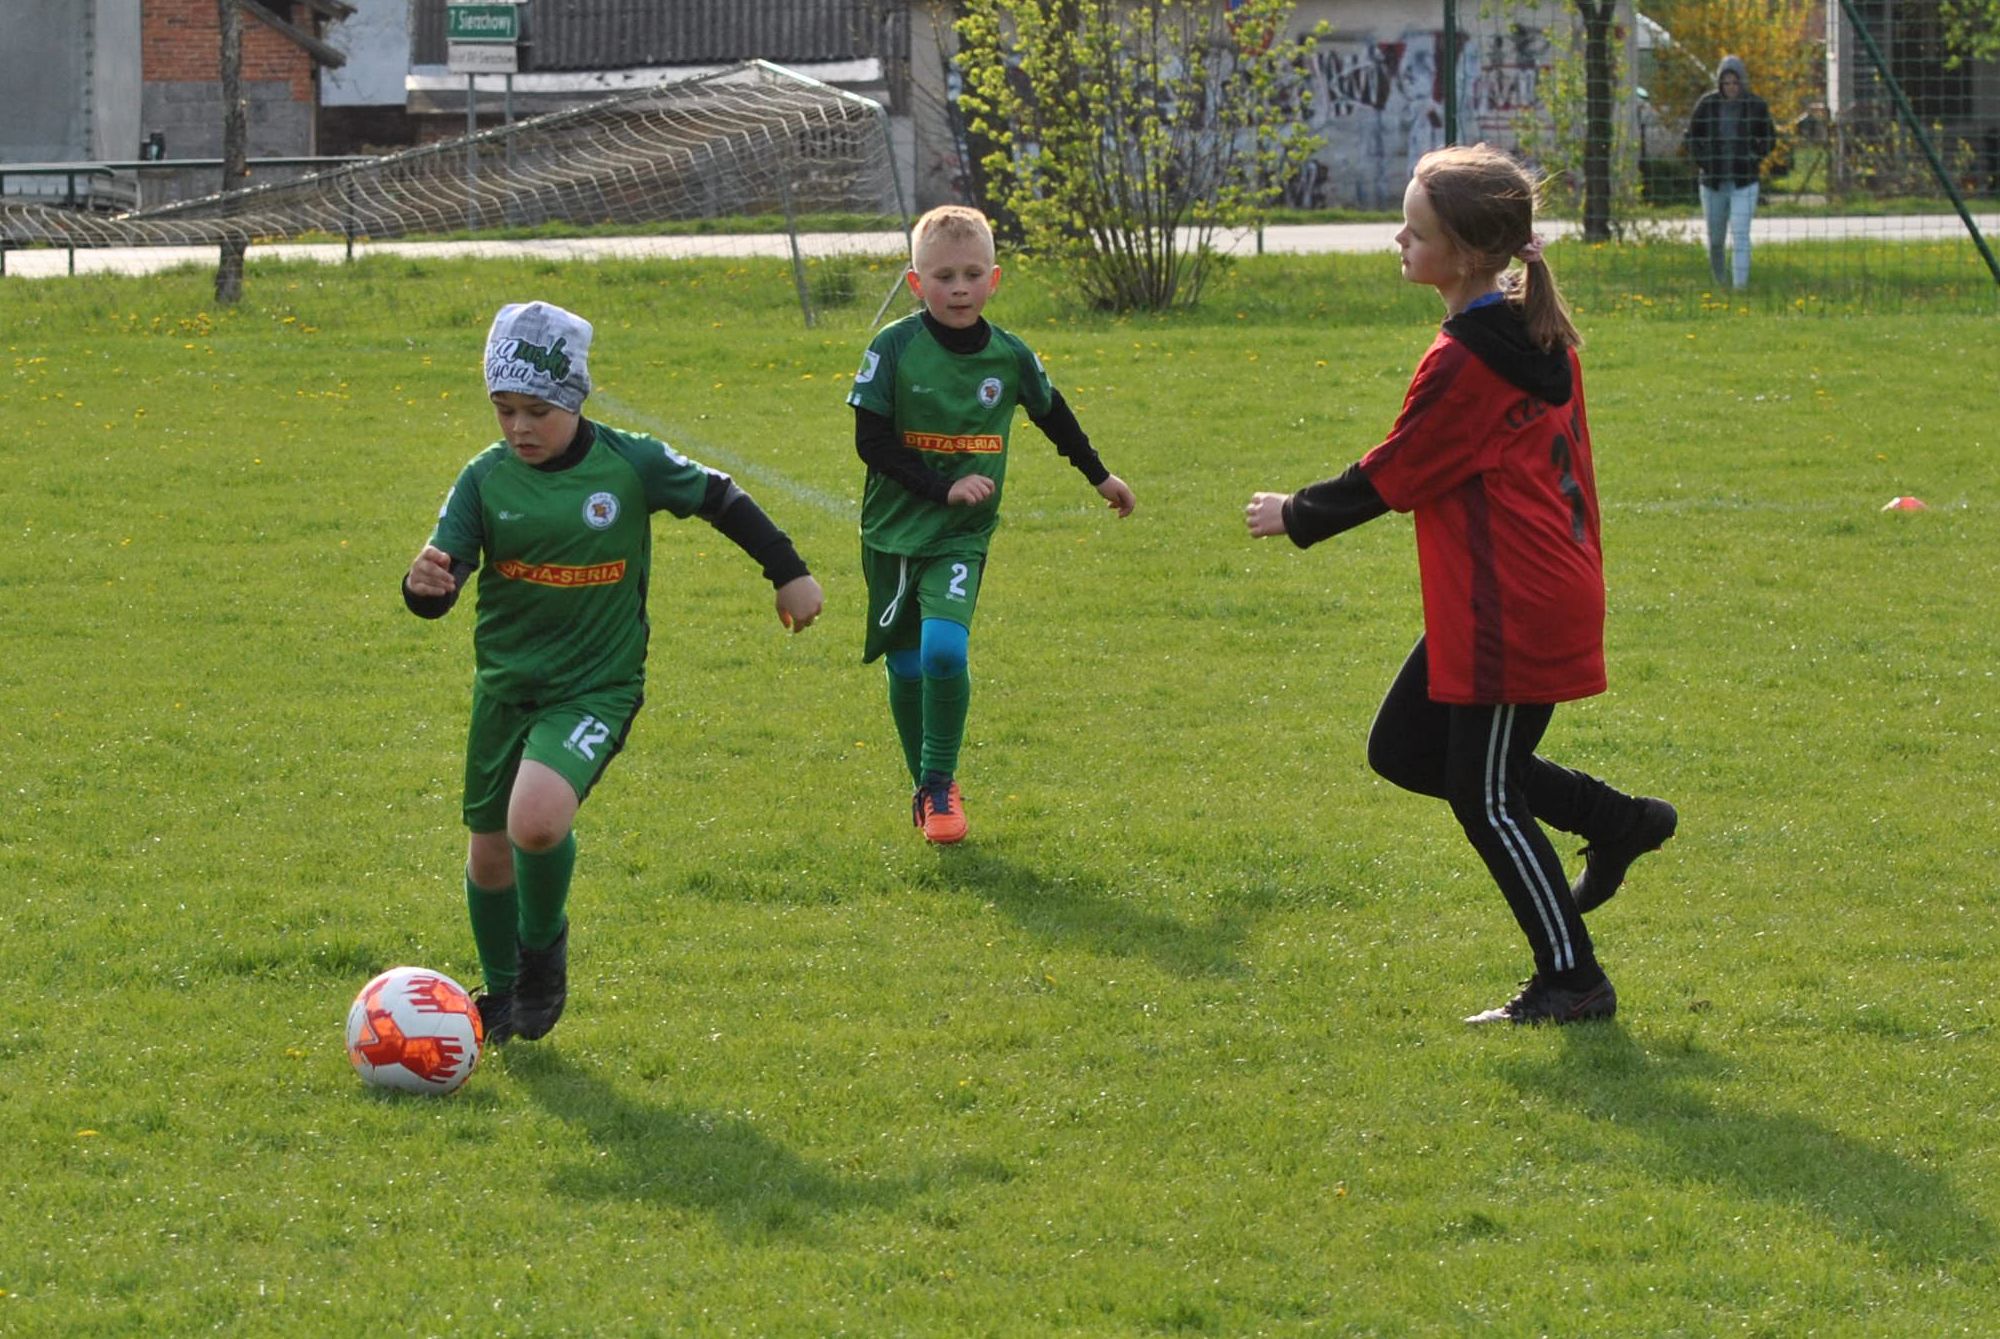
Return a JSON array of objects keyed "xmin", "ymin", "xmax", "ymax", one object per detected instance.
[
  {"xmin": 144, "ymin": 0, "xmax": 315, "ymax": 102},
  {"xmin": 139, "ymin": 0, "xmax": 319, "ymax": 170}
]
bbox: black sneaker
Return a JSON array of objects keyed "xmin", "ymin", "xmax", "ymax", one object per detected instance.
[
  {"xmin": 1572, "ymin": 798, "xmax": 1678, "ymax": 914},
  {"xmin": 513, "ymin": 923, "xmax": 569, "ymax": 1041},
  {"xmin": 1465, "ymin": 974, "xmax": 1618, "ymax": 1026},
  {"xmin": 473, "ymin": 988, "xmax": 516, "ymax": 1046}
]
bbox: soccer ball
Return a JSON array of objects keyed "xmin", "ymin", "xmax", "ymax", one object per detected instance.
[{"xmin": 345, "ymin": 966, "xmax": 484, "ymax": 1094}]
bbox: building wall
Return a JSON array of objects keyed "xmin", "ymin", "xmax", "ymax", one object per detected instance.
[
  {"xmin": 319, "ymin": 0, "xmax": 417, "ymax": 154},
  {"xmin": 140, "ymin": 0, "xmax": 317, "ymax": 175},
  {"xmin": 91, "ymin": 0, "xmax": 145, "ymax": 162},
  {"xmin": 321, "ymin": 0, "xmax": 408, "ymax": 107},
  {"xmin": 1287, "ymin": 0, "xmax": 1608, "ymax": 210},
  {"xmin": 905, "ymin": 0, "xmax": 1610, "ymax": 212},
  {"xmin": 408, "ymin": 0, "xmax": 896, "ymax": 70},
  {"xmin": 0, "ymin": 0, "xmax": 142, "ymax": 199}
]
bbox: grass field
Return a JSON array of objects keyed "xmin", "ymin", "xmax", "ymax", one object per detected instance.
[{"xmin": 2, "ymin": 250, "xmax": 1996, "ymax": 1335}]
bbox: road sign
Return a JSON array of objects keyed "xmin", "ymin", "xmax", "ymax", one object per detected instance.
[
  {"xmin": 448, "ymin": 42, "xmax": 519, "ymax": 73},
  {"xmin": 447, "ymin": 3, "xmax": 518, "ymax": 43}
]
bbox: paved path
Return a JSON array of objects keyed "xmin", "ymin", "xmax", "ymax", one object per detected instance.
[{"xmin": 3, "ymin": 215, "xmax": 1994, "ymax": 278}]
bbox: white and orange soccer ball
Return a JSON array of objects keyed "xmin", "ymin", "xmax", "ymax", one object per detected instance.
[{"xmin": 345, "ymin": 966, "xmax": 484, "ymax": 1094}]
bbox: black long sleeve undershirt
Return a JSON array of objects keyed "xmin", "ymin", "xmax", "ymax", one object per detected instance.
[
  {"xmin": 1282, "ymin": 462, "xmax": 1390, "ymax": 548},
  {"xmin": 698, "ymin": 472, "xmax": 811, "ymax": 587},
  {"xmin": 854, "ymin": 405, "xmax": 953, "ymax": 503},
  {"xmin": 1028, "ymin": 389, "xmax": 1110, "ymax": 485},
  {"xmin": 403, "ymin": 555, "xmax": 478, "ymax": 619}
]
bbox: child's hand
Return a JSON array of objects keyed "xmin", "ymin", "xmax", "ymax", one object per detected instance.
[
  {"xmin": 1244, "ymin": 492, "xmax": 1291, "ymax": 539},
  {"xmin": 1097, "ymin": 474, "xmax": 1136, "ymax": 518},
  {"xmin": 406, "ymin": 545, "xmax": 458, "ymax": 595},
  {"xmin": 947, "ymin": 475, "xmax": 996, "ymax": 507},
  {"xmin": 775, "ymin": 574, "xmax": 824, "ymax": 632}
]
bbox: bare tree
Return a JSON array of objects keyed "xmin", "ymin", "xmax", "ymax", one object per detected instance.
[
  {"xmin": 1575, "ymin": 0, "xmax": 1617, "ymax": 241},
  {"xmin": 215, "ymin": 0, "xmax": 248, "ymax": 305}
]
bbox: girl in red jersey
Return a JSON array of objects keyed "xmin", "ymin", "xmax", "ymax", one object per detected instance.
[{"xmin": 1245, "ymin": 144, "xmax": 1675, "ymax": 1026}]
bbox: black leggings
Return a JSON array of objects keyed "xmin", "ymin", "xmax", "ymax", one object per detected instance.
[{"xmin": 1367, "ymin": 638, "xmax": 1635, "ymax": 979}]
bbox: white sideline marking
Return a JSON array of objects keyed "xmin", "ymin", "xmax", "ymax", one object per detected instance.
[{"xmin": 592, "ymin": 390, "xmax": 854, "ymax": 520}]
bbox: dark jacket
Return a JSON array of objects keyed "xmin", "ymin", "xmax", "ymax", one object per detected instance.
[{"xmin": 1683, "ymin": 55, "xmax": 1775, "ymax": 188}]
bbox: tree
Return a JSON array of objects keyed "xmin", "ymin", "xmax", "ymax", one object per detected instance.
[
  {"xmin": 954, "ymin": 0, "xmax": 1322, "ymax": 311},
  {"xmin": 215, "ymin": 0, "xmax": 249, "ymax": 306},
  {"xmin": 1940, "ymin": 0, "xmax": 2000, "ymax": 67},
  {"xmin": 1492, "ymin": 0, "xmax": 1639, "ymax": 241},
  {"xmin": 1575, "ymin": 0, "xmax": 1617, "ymax": 241},
  {"xmin": 1642, "ymin": 0, "xmax": 1820, "ymax": 167}
]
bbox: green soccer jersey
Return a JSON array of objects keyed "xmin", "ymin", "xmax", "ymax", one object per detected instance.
[
  {"xmin": 429, "ymin": 423, "xmax": 716, "ymax": 705},
  {"xmin": 846, "ymin": 312, "xmax": 1054, "ymax": 557}
]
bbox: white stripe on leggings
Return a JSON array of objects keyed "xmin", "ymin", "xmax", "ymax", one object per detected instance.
[{"xmin": 1484, "ymin": 707, "xmax": 1574, "ymax": 972}]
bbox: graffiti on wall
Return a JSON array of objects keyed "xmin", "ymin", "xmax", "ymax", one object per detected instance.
[
  {"xmin": 1289, "ymin": 25, "xmax": 1553, "ymax": 209},
  {"xmin": 922, "ymin": 23, "xmax": 1558, "ymax": 215}
]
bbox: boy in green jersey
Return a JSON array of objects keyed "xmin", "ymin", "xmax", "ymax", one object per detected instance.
[
  {"xmin": 405, "ymin": 301, "xmax": 824, "ymax": 1042},
  {"xmin": 848, "ymin": 206, "xmax": 1136, "ymax": 843}
]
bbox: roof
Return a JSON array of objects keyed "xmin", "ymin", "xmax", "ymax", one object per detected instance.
[{"xmin": 409, "ymin": 0, "xmax": 905, "ymax": 72}]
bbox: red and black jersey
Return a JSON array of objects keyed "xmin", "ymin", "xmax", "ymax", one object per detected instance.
[{"xmin": 1354, "ymin": 307, "xmax": 1605, "ymax": 705}]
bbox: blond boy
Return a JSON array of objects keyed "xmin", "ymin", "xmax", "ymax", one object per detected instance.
[{"xmin": 846, "ymin": 207, "xmax": 1135, "ymax": 843}]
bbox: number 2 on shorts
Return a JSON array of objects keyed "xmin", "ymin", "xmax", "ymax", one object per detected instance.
[{"xmin": 947, "ymin": 562, "xmax": 969, "ymax": 601}]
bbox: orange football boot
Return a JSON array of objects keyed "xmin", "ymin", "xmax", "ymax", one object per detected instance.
[{"xmin": 913, "ymin": 772, "xmax": 967, "ymax": 844}]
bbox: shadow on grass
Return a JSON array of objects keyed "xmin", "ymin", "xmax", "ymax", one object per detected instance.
[
  {"xmin": 1496, "ymin": 1026, "xmax": 1993, "ymax": 1267},
  {"xmin": 919, "ymin": 846, "xmax": 1252, "ymax": 978},
  {"xmin": 506, "ymin": 1048, "xmax": 907, "ymax": 1238}
]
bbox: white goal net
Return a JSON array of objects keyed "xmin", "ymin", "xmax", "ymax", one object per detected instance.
[{"xmin": 1, "ymin": 60, "xmax": 909, "ymax": 317}]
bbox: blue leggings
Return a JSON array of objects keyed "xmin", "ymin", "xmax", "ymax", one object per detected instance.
[{"xmin": 885, "ymin": 618, "xmax": 969, "ymax": 681}]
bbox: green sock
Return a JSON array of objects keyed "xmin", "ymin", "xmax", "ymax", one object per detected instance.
[
  {"xmin": 887, "ymin": 665, "xmax": 925, "ymax": 785},
  {"xmin": 514, "ymin": 831, "xmax": 576, "ymax": 951},
  {"xmin": 465, "ymin": 873, "xmax": 520, "ymax": 993},
  {"xmin": 921, "ymin": 668, "xmax": 970, "ymax": 779}
]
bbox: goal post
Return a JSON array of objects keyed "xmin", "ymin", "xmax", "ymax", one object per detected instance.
[{"xmin": 0, "ymin": 60, "xmax": 912, "ymax": 323}]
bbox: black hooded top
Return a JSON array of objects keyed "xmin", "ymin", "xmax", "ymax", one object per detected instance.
[{"xmin": 1684, "ymin": 55, "xmax": 1775, "ymax": 189}]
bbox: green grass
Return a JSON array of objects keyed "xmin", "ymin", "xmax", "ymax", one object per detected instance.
[{"xmin": 2, "ymin": 252, "xmax": 1997, "ymax": 1335}]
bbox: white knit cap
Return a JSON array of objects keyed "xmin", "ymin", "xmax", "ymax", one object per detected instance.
[{"xmin": 484, "ymin": 301, "xmax": 592, "ymax": 411}]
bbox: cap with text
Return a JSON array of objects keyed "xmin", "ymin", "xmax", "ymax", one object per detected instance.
[{"xmin": 484, "ymin": 301, "xmax": 592, "ymax": 412}]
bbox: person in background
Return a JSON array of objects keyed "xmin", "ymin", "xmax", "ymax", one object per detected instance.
[{"xmin": 1684, "ymin": 55, "xmax": 1776, "ymax": 290}]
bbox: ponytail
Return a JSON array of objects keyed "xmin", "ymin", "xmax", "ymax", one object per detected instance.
[{"xmin": 1508, "ymin": 253, "xmax": 1582, "ymax": 353}]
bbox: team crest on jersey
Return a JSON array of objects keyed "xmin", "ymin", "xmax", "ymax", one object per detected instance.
[
  {"xmin": 977, "ymin": 376, "xmax": 1003, "ymax": 408},
  {"xmin": 854, "ymin": 350, "xmax": 880, "ymax": 384},
  {"xmin": 583, "ymin": 491, "xmax": 619, "ymax": 529}
]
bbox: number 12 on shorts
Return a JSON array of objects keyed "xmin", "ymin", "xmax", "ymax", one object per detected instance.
[{"xmin": 566, "ymin": 715, "xmax": 610, "ymax": 759}]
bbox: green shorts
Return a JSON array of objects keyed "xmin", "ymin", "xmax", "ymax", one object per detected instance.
[
  {"xmin": 462, "ymin": 677, "xmax": 644, "ymax": 832},
  {"xmin": 861, "ymin": 544, "xmax": 985, "ymax": 664}
]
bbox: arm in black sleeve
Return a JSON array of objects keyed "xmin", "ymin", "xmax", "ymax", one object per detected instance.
[
  {"xmin": 1683, "ymin": 98, "xmax": 1712, "ymax": 174},
  {"xmin": 1282, "ymin": 463, "xmax": 1390, "ymax": 549},
  {"xmin": 1753, "ymin": 99, "xmax": 1776, "ymax": 162},
  {"xmin": 1027, "ymin": 387, "xmax": 1110, "ymax": 486},
  {"xmin": 854, "ymin": 406, "xmax": 952, "ymax": 505},
  {"xmin": 402, "ymin": 556, "xmax": 478, "ymax": 618},
  {"xmin": 698, "ymin": 472, "xmax": 811, "ymax": 587}
]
